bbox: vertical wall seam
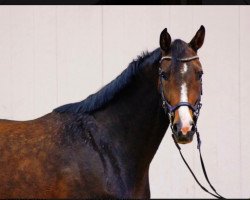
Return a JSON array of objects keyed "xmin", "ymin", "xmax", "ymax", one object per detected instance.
[
  {"xmin": 169, "ymin": 6, "xmax": 171, "ymax": 33},
  {"xmin": 238, "ymin": 5, "xmax": 242, "ymax": 197},
  {"xmin": 101, "ymin": 6, "xmax": 104, "ymax": 86},
  {"xmin": 33, "ymin": 6, "xmax": 35, "ymax": 118},
  {"xmin": 9, "ymin": 7, "xmax": 13, "ymax": 120},
  {"xmin": 55, "ymin": 6, "xmax": 58, "ymax": 106}
]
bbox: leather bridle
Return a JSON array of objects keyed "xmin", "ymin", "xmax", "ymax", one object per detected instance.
[
  {"xmin": 159, "ymin": 55, "xmax": 202, "ymax": 129},
  {"xmin": 159, "ymin": 55, "xmax": 225, "ymax": 199}
]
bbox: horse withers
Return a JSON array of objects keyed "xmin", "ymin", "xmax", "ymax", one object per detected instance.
[{"xmin": 0, "ymin": 26, "xmax": 205, "ymax": 198}]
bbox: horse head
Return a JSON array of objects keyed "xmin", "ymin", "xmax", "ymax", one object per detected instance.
[{"xmin": 159, "ymin": 26, "xmax": 205, "ymax": 144}]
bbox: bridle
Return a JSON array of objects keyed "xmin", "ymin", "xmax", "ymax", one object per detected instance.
[
  {"xmin": 159, "ymin": 55, "xmax": 202, "ymax": 129},
  {"xmin": 159, "ymin": 55, "xmax": 225, "ymax": 199}
]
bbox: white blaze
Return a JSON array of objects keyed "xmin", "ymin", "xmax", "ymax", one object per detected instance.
[
  {"xmin": 183, "ymin": 64, "xmax": 188, "ymax": 73},
  {"xmin": 178, "ymin": 82, "xmax": 193, "ymax": 133},
  {"xmin": 181, "ymin": 63, "xmax": 188, "ymax": 74}
]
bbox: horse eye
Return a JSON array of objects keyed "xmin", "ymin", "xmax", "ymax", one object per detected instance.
[{"xmin": 161, "ymin": 72, "xmax": 168, "ymax": 80}]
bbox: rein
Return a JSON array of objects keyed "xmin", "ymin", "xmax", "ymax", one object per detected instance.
[{"xmin": 159, "ymin": 56, "xmax": 226, "ymax": 199}]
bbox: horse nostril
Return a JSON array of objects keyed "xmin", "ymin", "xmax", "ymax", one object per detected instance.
[{"xmin": 173, "ymin": 123, "xmax": 178, "ymax": 133}]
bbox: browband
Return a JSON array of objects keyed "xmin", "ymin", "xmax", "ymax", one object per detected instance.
[{"xmin": 160, "ymin": 55, "xmax": 199, "ymax": 63}]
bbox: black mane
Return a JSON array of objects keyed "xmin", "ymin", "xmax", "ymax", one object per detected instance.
[
  {"xmin": 53, "ymin": 39, "xmax": 188, "ymax": 114},
  {"xmin": 54, "ymin": 48, "xmax": 161, "ymax": 114}
]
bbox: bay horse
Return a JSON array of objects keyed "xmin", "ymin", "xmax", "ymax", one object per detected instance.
[{"xmin": 0, "ymin": 25, "xmax": 205, "ymax": 198}]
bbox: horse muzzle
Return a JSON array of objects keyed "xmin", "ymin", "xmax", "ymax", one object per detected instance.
[{"xmin": 172, "ymin": 126, "xmax": 195, "ymax": 144}]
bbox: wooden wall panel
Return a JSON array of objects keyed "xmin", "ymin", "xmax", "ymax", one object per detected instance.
[
  {"xmin": 0, "ymin": 7, "xmax": 12, "ymax": 119},
  {"xmin": 57, "ymin": 6, "xmax": 102, "ymax": 108},
  {"xmin": 33, "ymin": 6, "xmax": 57, "ymax": 118},
  {"xmin": 9, "ymin": 6, "xmax": 35, "ymax": 120},
  {"xmin": 240, "ymin": 6, "xmax": 250, "ymax": 198}
]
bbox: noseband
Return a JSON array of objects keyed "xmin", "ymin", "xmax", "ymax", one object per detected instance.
[
  {"xmin": 159, "ymin": 55, "xmax": 225, "ymax": 199},
  {"xmin": 159, "ymin": 55, "xmax": 202, "ymax": 128}
]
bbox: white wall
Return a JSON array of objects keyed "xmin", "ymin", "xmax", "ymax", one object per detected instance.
[{"xmin": 0, "ymin": 6, "xmax": 249, "ymax": 198}]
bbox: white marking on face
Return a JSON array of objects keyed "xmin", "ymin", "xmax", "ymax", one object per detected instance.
[
  {"xmin": 178, "ymin": 82, "xmax": 193, "ymax": 134},
  {"xmin": 181, "ymin": 63, "xmax": 188, "ymax": 75}
]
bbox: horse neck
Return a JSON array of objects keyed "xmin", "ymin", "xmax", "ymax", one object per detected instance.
[{"xmin": 93, "ymin": 62, "xmax": 169, "ymax": 171}]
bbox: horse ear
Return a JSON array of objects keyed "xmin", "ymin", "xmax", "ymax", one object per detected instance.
[
  {"xmin": 160, "ymin": 28, "xmax": 171, "ymax": 52},
  {"xmin": 189, "ymin": 25, "xmax": 205, "ymax": 52}
]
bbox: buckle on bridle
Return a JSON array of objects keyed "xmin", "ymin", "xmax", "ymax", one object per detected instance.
[
  {"xmin": 194, "ymin": 103, "xmax": 202, "ymax": 119},
  {"xmin": 168, "ymin": 112, "xmax": 174, "ymax": 122},
  {"xmin": 162, "ymin": 100, "xmax": 166, "ymax": 108}
]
